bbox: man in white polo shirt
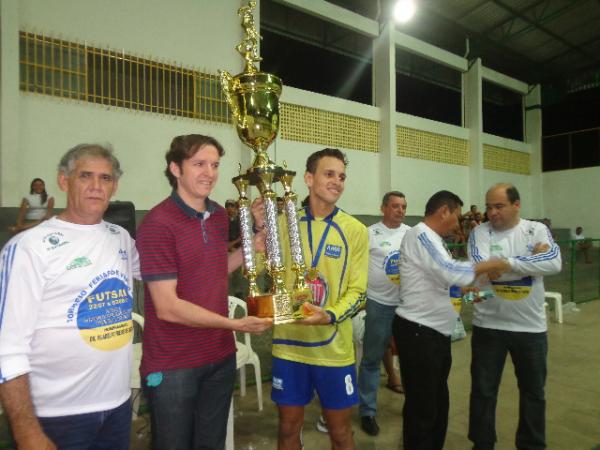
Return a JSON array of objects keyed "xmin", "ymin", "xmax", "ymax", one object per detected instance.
[
  {"xmin": 357, "ymin": 191, "xmax": 410, "ymax": 436},
  {"xmin": 393, "ymin": 190, "xmax": 509, "ymax": 450},
  {"xmin": 467, "ymin": 183, "xmax": 561, "ymax": 450}
]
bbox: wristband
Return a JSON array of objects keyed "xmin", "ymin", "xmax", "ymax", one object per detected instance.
[{"xmin": 325, "ymin": 310, "xmax": 336, "ymax": 324}]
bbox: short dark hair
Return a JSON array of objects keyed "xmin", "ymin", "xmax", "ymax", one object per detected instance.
[
  {"xmin": 488, "ymin": 183, "xmax": 520, "ymax": 204},
  {"xmin": 164, "ymin": 134, "xmax": 225, "ymax": 188},
  {"xmin": 225, "ymin": 199, "xmax": 236, "ymax": 207},
  {"xmin": 305, "ymin": 148, "xmax": 347, "ymax": 174},
  {"xmin": 382, "ymin": 191, "xmax": 405, "ymax": 207},
  {"xmin": 424, "ymin": 190, "xmax": 464, "ymax": 216},
  {"xmin": 506, "ymin": 185, "xmax": 520, "ymax": 204}
]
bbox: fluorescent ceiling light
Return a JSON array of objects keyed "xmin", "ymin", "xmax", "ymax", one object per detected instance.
[{"xmin": 393, "ymin": 0, "xmax": 416, "ymax": 23}]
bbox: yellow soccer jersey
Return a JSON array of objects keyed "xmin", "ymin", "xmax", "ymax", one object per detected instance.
[{"xmin": 273, "ymin": 207, "xmax": 368, "ymax": 367}]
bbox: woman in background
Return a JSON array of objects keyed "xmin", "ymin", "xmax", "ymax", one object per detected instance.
[{"xmin": 9, "ymin": 178, "xmax": 54, "ymax": 232}]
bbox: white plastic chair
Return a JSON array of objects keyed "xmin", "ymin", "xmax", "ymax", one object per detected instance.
[
  {"xmin": 225, "ymin": 398, "xmax": 234, "ymax": 450},
  {"xmin": 544, "ymin": 291, "xmax": 563, "ymax": 324},
  {"xmin": 228, "ymin": 296, "xmax": 263, "ymax": 411},
  {"xmin": 130, "ymin": 312, "xmax": 145, "ymax": 419}
]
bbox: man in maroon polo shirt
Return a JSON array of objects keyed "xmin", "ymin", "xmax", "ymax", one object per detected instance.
[{"xmin": 136, "ymin": 134, "xmax": 272, "ymax": 450}]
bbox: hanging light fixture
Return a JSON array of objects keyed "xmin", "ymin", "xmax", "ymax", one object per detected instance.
[{"xmin": 393, "ymin": 0, "xmax": 416, "ymax": 23}]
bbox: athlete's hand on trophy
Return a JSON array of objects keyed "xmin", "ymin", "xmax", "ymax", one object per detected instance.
[{"xmin": 296, "ymin": 302, "xmax": 332, "ymax": 325}]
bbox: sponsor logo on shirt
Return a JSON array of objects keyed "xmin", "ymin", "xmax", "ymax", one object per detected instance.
[
  {"xmin": 379, "ymin": 240, "xmax": 392, "ymax": 247},
  {"xmin": 119, "ymin": 249, "xmax": 128, "ymax": 260},
  {"xmin": 306, "ymin": 272, "xmax": 329, "ymax": 308},
  {"xmin": 383, "ymin": 250, "xmax": 400, "ymax": 285},
  {"xmin": 107, "ymin": 224, "xmax": 120, "ymax": 234},
  {"xmin": 449, "ymin": 285, "xmax": 462, "ymax": 313},
  {"xmin": 66, "ymin": 256, "xmax": 92, "ymax": 270},
  {"xmin": 324, "ymin": 244, "xmax": 342, "ymax": 259},
  {"xmin": 73, "ymin": 276, "xmax": 133, "ymax": 351},
  {"xmin": 42, "ymin": 232, "xmax": 69, "ymax": 251},
  {"xmin": 491, "ymin": 276, "xmax": 533, "ymax": 301}
]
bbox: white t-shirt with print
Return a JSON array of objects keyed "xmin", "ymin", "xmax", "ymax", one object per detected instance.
[
  {"xmin": 367, "ymin": 221, "xmax": 411, "ymax": 306},
  {"xmin": 0, "ymin": 217, "xmax": 140, "ymax": 417}
]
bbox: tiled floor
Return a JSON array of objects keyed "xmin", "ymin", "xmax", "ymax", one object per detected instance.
[{"xmin": 218, "ymin": 300, "xmax": 600, "ymax": 449}]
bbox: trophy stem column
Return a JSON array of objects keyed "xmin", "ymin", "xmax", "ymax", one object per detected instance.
[
  {"xmin": 283, "ymin": 192, "xmax": 312, "ymax": 304},
  {"xmin": 234, "ymin": 178, "xmax": 261, "ymax": 299},
  {"xmin": 261, "ymin": 191, "xmax": 286, "ymax": 294}
]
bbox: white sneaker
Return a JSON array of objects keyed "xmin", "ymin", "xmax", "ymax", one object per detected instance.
[{"xmin": 316, "ymin": 415, "xmax": 328, "ymax": 433}]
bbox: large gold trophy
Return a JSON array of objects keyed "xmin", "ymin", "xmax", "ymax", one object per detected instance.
[{"xmin": 219, "ymin": 1, "xmax": 311, "ymax": 324}]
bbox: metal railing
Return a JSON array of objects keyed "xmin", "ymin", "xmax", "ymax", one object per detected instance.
[{"xmin": 19, "ymin": 31, "xmax": 230, "ymax": 123}]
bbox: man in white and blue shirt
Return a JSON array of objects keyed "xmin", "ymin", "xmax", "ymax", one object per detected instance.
[
  {"xmin": 468, "ymin": 183, "xmax": 561, "ymax": 450},
  {"xmin": 394, "ymin": 190, "xmax": 509, "ymax": 450}
]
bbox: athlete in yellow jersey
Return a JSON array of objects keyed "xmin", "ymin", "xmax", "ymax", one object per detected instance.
[
  {"xmin": 255, "ymin": 148, "xmax": 368, "ymax": 450},
  {"xmin": 274, "ymin": 205, "xmax": 368, "ymax": 366}
]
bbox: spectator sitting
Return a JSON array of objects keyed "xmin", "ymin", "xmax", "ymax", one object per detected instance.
[
  {"xmin": 463, "ymin": 204, "xmax": 483, "ymax": 225},
  {"xmin": 8, "ymin": 178, "xmax": 55, "ymax": 233},
  {"xmin": 445, "ymin": 221, "xmax": 467, "ymax": 259},
  {"xmin": 572, "ymin": 226, "xmax": 592, "ymax": 264}
]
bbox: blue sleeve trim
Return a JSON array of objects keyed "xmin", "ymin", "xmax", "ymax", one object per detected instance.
[
  {"xmin": 514, "ymin": 244, "xmax": 560, "ymax": 262},
  {"xmin": 329, "ymin": 220, "xmax": 365, "ymax": 323},
  {"xmin": 325, "ymin": 310, "xmax": 336, "ymax": 324},
  {"xmin": 469, "ymin": 231, "xmax": 484, "ymax": 262},
  {"xmin": 337, "ymin": 292, "xmax": 366, "ymax": 323},
  {"xmin": 329, "ymin": 221, "xmax": 349, "ymax": 303},
  {"xmin": 0, "ymin": 243, "xmax": 19, "ymax": 383},
  {"xmin": 417, "ymin": 233, "xmax": 474, "ymax": 274},
  {"xmin": 0, "ymin": 243, "xmax": 18, "ymax": 330}
]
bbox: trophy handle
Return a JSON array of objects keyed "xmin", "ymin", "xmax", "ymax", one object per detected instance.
[{"xmin": 218, "ymin": 70, "xmax": 240, "ymax": 122}]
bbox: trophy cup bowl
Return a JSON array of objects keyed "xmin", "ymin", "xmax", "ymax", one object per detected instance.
[{"xmin": 231, "ymin": 73, "xmax": 282, "ymax": 154}]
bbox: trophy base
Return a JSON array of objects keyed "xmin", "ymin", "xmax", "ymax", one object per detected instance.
[
  {"xmin": 246, "ymin": 293, "xmax": 296, "ymax": 325},
  {"xmin": 247, "ymin": 294, "xmax": 274, "ymax": 318}
]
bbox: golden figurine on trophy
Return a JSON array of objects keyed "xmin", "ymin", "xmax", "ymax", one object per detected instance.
[{"xmin": 219, "ymin": 1, "xmax": 311, "ymax": 324}]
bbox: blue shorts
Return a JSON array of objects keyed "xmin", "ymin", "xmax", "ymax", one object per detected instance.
[{"xmin": 271, "ymin": 357, "xmax": 358, "ymax": 409}]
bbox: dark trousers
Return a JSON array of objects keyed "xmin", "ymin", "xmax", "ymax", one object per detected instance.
[
  {"xmin": 393, "ymin": 315, "xmax": 451, "ymax": 450},
  {"xmin": 39, "ymin": 399, "xmax": 131, "ymax": 450},
  {"xmin": 144, "ymin": 355, "xmax": 236, "ymax": 450},
  {"xmin": 468, "ymin": 326, "xmax": 547, "ymax": 450}
]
